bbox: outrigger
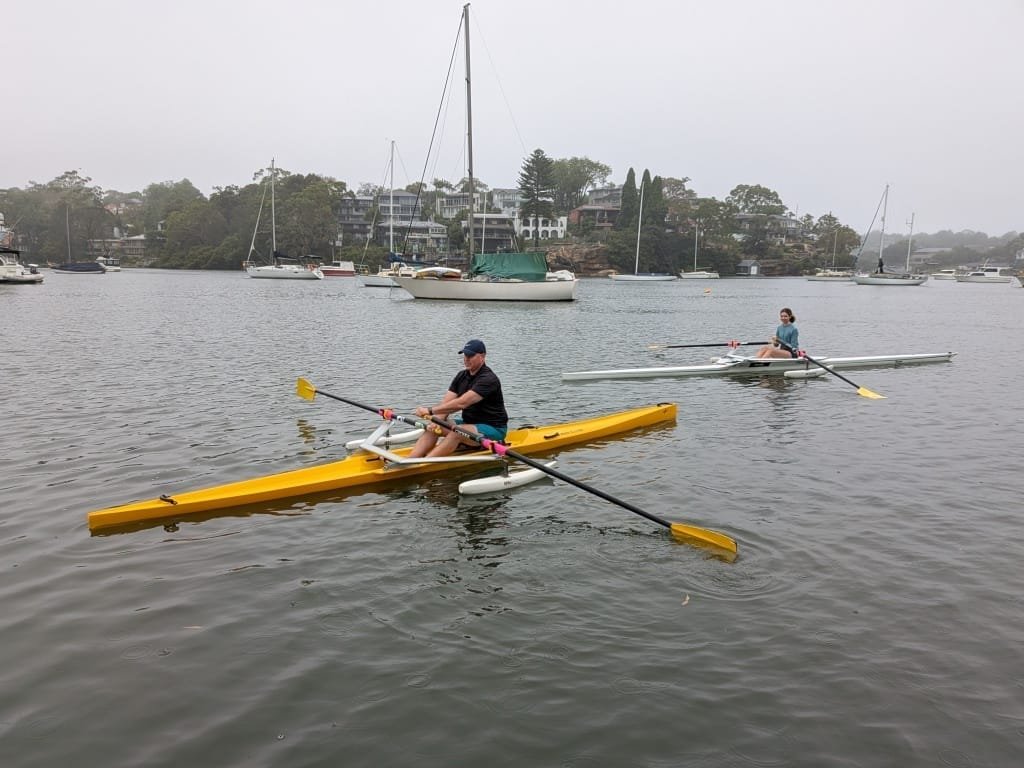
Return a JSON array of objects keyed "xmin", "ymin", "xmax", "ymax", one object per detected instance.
[{"xmin": 86, "ymin": 386, "xmax": 737, "ymax": 556}]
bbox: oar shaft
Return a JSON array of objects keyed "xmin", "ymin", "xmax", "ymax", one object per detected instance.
[
  {"xmin": 318, "ymin": 386, "xmax": 675, "ymax": 528},
  {"xmin": 509, "ymin": 453, "xmax": 674, "ymax": 530},
  {"xmin": 777, "ymin": 342, "xmax": 884, "ymax": 397},
  {"xmin": 656, "ymin": 340, "xmax": 768, "ymax": 349},
  {"xmin": 424, "ymin": 414, "xmax": 675, "ymax": 530},
  {"xmin": 299, "ymin": 379, "xmax": 737, "ymax": 553}
]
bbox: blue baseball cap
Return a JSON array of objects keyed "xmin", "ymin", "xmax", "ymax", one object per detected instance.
[{"xmin": 458, "ymin": 339, "xmax": 486, "ymax": 356}]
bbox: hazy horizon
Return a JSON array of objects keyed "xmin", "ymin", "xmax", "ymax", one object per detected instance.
[{"xmin": 5, "ymin": 0, "xmax": 1021, "ymax": 236}]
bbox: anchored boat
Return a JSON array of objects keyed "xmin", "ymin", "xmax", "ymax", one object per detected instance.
[
  {"xmin": 562, "ymin": 352, "xmax": 955, "ymax": 382},
  {"xmin": 0, "ymin": 247, "xmax": 44, "ymax": 283},
  {"xmin": 87, "ymin": 403, "xmax": 677, "ymax": 532}
]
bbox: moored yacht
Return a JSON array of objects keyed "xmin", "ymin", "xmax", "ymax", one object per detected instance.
[
  {"xmin": 321, "ymin": 260, "xmax": 355, "ymax": 277},
  {"xmin": 954, "ymin": 265, "xmax": 1015, "ymax": 283},
  {"xmin": 0, "ymin": 247, "xmax": 44, "ymax": 283}
]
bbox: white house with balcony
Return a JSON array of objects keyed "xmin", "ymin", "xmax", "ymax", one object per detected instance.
[
  {"xmin": 515, "ymin": 214, "xmax": 567, "ymax": 242},
  {"xmin": 439, "ymin": 191, "xmax": 489, "ymax": 220},
  {"xmin": 491, "ymin": 188, "xmax": 523, "ymax": 217}
]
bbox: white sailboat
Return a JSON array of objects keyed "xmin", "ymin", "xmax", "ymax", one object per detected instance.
[
  {"xmin": 806, "ymin": 228, "xmax": 852, "ymax": 281},
  {"xmin": 851, "ymin": 186, "xmax": 927, "ymax": 286},
  {"xmin": 359, "ymin": 141, "xmax": 406, "ymax": 288},
  {"xmin": 610, "ymin": 180, "xmax": 677, "ymax": 282},
  {"xmin": 245, "ymin": 159, "xmax": 324, "ymax": 280},
  {"xmin": 51, "ymin": 205, "xmax": 105, "ymax": 274},
  {"xmin": 679, "ymin": 221, "xmax": 719, "ymax": 279},
  {"xmin": 391, "ymin": 5, "xmax": 576, "ymax": 301}
]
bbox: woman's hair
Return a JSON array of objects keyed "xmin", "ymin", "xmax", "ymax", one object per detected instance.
[{"xmin": 780, "ymin": 307, "xmax": 796, "ymax": 322}]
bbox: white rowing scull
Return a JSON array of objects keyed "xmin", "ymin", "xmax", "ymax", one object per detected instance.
[{"xmin": 562, "ymin": 352, "xmax": 955, "ymax": 382}]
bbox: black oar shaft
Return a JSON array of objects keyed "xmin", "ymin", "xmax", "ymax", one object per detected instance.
[
  {"xmin": 313, "ymin": 386, "xmax": 674, "ymax": 528},
  {"xmin": 778, "ymin": 342, "xmax": 884, "ymax": 397},
  {"xmin": 301, "ymin": 380, "xmax": 736, "ymax": 552},
  {"xmin": 426, "ymin": 417, "xmax": 674, "ymax": 530},
  {"xmin": 658, "ymin": 340, "xmax": 768, "ymax": 349}
]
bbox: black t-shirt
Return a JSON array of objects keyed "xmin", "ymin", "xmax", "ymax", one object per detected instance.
[{"xmin": 449, "ymin": 364, "xmax": 508, "ymax": 427}]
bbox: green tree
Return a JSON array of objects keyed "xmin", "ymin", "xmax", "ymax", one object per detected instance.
[
  {"xmin": 616, "ymin": 168, "xmax": 638, "ymax": 231},
  {"xmin": 726, "ymin": 184, "xmax": 787, "ymax": 215},
  {"xmin": 163, "ymin": 200, "xmax": 229, "ymax": 253},
  {"xmin": 277, "ymin": 178, "xmax": 344, "ymax": 257},
  {"xmin": 661, "ymin": 176, "xmax": 697, "ymax": 228},
  {"xmin": 517, "ymin": 149, "xmax": 556, "ymax": 247},
  {"xmin": 550, "ymin": 156, "xmax": 612, "ymax": 213},
  {"xmin": 645, "ymin": 175, "xmax": 668, "ymax": 229},
  {"xmin": 140, "ymin": 179, "xmax": 204, "ymax": 233},
  {"xmin": 812, "ymin": 213, "xmax": 860, "ymax": 269}
]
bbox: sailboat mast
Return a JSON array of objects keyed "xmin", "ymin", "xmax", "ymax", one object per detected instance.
[
  {"xmin": 693, "ymin": 220, "xmax": 699, "ymax": 271},
  {"xmin": 65, "ymin": 205, "xmax": 71, "ymax": 261},
  {"xmin": 878, "ymin": 183, "xmax": 888, "ymax": 268},
  {"xmin": 270, "ymin": 158, "xmax": 277, "ymax": 255},
  {"xmin": 905, "ymin": 212, "xmax": 915, "ymax": 272},
  {"xmin": 389, "ymin": 141, "xmax": 395, "ymax": 254},
  {"xmin": 633, "ymin": 181, "xmax": 645, "ymax": 275},
  {"xmin": 463, "ymin": 3, "xmax": 474, "ymax": 259}
]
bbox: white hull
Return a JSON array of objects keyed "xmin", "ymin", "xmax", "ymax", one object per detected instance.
[
  {"xmin": 359, "ymin": 264, "xmax": 418, "ymax": 288},
  {"xmin": 609, "ymin": 273, "xmax": 678, "ymax": 281},
  {"xmin": 562, "ymin": 352, "xmax": 955, "ymax": 382},
  {"xmin": 955, "ymin": 275, "xmax": 1013, "ymax": 284},
  {"xmin": 806, "ymin": 270, "xmax": 852, "ymax": 282},
  {"xmin": 359, "ymin": 274, "xmax": 397, "ymax": 287},
  {"xmin": 930, "ymin": 270, "xmax": 958, "ymax": 280},
  {"xmin": 852, "ymin": 273, "xmax": 928, "ymax": 286},
  {"xmin": 0, "ymin": 270, "xmax": 44, "ymax": 284},
  {"xmin": 679, "ymin": 270, "xmax": 720, "ymax": 279},
  {"xmin": 1, "ymin": 252, "xmax": 44, "ymax": 283},
  {"xmin": 392, "ymin": 275, "xmax": 577, "ymax": 301},
  {"xmin": 246, "ymin": 264, "xmax": 324, "ymax": 280}
]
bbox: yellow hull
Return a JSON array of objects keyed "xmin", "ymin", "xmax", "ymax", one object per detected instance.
[{"xmin": 87, "ymin": 403, "xmax": 677, "ymax": 532}]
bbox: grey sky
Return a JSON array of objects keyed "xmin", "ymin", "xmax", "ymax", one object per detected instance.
[{"xmin": 6, "ymin": 0, "xmax": 1021, "ymax": 235}]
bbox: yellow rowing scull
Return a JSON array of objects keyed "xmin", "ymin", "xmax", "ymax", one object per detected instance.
[{"xmin": 87, "ymin": 403, "xmax": 677, "ymax": 532}]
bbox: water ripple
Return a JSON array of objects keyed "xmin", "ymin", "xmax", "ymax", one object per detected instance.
[{"xmin": 3, "ymin": 274, "xmax": 1022, "ymax": 768}]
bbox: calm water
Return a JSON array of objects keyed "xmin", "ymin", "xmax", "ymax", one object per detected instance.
[{"xmin": 2, "ymin": 271, "xmax": 1022, "ymax": 767}]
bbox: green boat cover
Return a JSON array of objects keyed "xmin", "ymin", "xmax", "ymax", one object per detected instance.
[{"xmin": 469, "ymin": 252, "xmax": 549, "ymax": 281}]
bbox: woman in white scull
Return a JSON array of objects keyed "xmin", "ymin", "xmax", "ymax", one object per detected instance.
[{"xmin": 756, "ymin": 307, "xmax": 799, "ymax": 359}]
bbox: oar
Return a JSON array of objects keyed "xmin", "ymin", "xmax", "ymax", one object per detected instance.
[
  {"xmin": 296, "ymin": 377, "xmax": 738, "ymax": 555},
  {"xmin": 646, "ymin": 340, "xmax": 769, "ymax": 351},
  {"xmin": 777, "ymin": 342, "xmax": 886, "ymax": 399}
]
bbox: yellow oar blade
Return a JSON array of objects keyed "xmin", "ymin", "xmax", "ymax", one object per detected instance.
[
  {"xmin": 646, "ymin": 343, "xmax": 667, "ymax": 351},
  {"xmin": 857, "ymin": 387, "xmax": 886, "ymax": 400},
  {"xmin": 296, "ymin": 377, "xmax": 317, "ymax": 401},
  {"xmin": 669, "ymin": 522, "xmax": 738, "ymax": 556}
]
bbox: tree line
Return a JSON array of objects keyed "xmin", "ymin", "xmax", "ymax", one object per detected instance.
[{"xmin": 2, "ymin": 158, "xmax": 1020, "ymax": 274}]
